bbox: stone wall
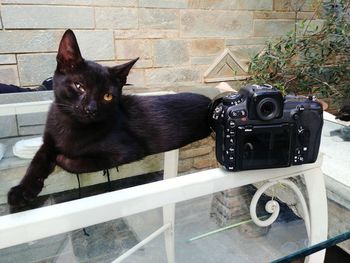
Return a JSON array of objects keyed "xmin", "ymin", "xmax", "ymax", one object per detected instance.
[
  {"xmin": 0, "ymin": 1, "xmax": 319, "ymax": 175},
  {"xmin": 0, "ymin": 0, "xmax": 317, "ymax": 89},
  {"xmin": 179, "ymin": 136, "xmax": 217, "ymax": 173}
]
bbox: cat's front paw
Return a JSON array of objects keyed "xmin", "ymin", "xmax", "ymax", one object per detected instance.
[
  {"xmin": 8, "ymin": 185, "xmax": 33, "ymax": 206},
  {"xmin": 8, "ymin": 181, "xmax": 43, "ymax": 207}
]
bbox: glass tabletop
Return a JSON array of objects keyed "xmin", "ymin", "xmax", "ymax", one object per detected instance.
[{"xmin": 0, "ymin": 100, "xmax": 349, "ymax": 263}]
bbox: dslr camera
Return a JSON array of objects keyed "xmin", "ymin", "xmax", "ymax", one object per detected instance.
[{"xmin": 210, "ymin": 84, "xmax": 323, "ymax": 171}]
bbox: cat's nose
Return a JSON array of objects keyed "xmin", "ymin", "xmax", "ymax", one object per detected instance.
[{"xmin": 84, "ymin": 102, "xmax": 97, "ymax": 115}]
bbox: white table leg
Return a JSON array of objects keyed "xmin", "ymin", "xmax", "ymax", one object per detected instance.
[
  {"xmin": 163, "ymin": 204, "xmax": 175, "ymax": 263},
  {"xmin": 304, "ymin": 167, "xmax": 328, "ymax": 263},
  {"xmin": 162, "ymin": 150, "xmax": 179, "ymax": 263}
]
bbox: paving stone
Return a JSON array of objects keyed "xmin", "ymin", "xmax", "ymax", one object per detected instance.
[
  {"xmin": 254, "ymin": 11, "xmax": 296, "ymax": 19},
  {"xmin": 0, "ymin": 233, "xmax": 69, "ymax": 263},
  {"xmin": 2, "ymin": 5, "xmax": 94, "ymax": 29},
  {"xmin": 139, "ymin": 8, "xmax": 179, "ymax": 29},
  {"xmin": 71, "ymin": 219, "xmax": 138, "ymax": 262},
  {"xmin": 100, "ymin": 59, "xmax": 153, "ymax": 69},
  {"xmin": 180, "ymin": 10, "xmax": 253, "ymax": 38},
  {"xmin": 189, "ymin": 0, "xmax": 273, "ymax": 10},
  {"xmin": 0, "ymin": 55, "xmax": 16, "ymax": 65},
  {"xmin": 213, "ymin": 195, "xmax": 248, "ymax": 217},
  {"xmin": 95, "ymin": 7, "xmax": 138, "ymax": 29},
  {"xmin": 181, "ymin": 142, "xmax": 193, "ymax": 150},
  {"xmin": 17, "ymin": 53, "xmax": 56, "ymax": 86},
  {"xmin": 0, "ymin": 30, "xmax": 63, "ymax": 53},
  {"xmin": 190, "ymin": 39, "xmax": 225, "ymax": 56},
  {"xmin": 188, "ymin": 0, "xmax": 235, "ymax": 9},
  {"xmin": 0, "ymin": 65, "xmax": 20, "ymax": 86},
  {"xmin": 193, "ymin": 153, "xmax": 217, "ymax": 169},
  {"xmin": 145, "ymin": 67, "xmax": 201, "ymax": 86},
  {"xmin": 328, "ymin": 199, "xmax": 350, "ymax": 252},
  {"xmin": 180, "ymin": 145, "xmax": 213, "ymax": 159},
  {"xmin": 114, "ymin": 29, "xmax": 179, "ymax": 39},
  {"xmin": 191, "ymin": 137, "xmax": 215, "ymax": 147},
  {"xmin": 132, "ymin": 59, "xmax": 153, "ymax": 69},
  {"xmin": 191, "ymin": 56, "xmax": 216, "ymax": 65},
  {"xmin": 274, "ymin": 0, "xmax": 317, "ymax": 12},
  {"xmin": 254, "ymin": 11, "xmax": 314, "ymax": 19},
  {"xmin": 92, "ymin": 0, "xmax": 137, "ymax": 6},
  {"xmin": 116, "ymin": 39, "xmax": 152, "ymax": 60},
  {"xmin": 225, "ymin": 37, "xmax": 270, "ymax": 46},
  {"xmin": 74, "ymin": 31, "xmax": 114, "ymax": 61},
  {"xmin": 253, "ymin": 20, "xmax": 295, "ymax": 37},
  {"xmin": 237, "ymin": 0, "xmax": 273, "ymax": 10},
  {"xmin": 127, "ymin": 69, "xmax": 145, "ymax": 87},
  {"xmin": 153, "ymin": 40, "xmax": 189, "ymax": 67},
  {"xmin": 274, "ymin": 0, "xmax": 290, "ymax": 11},
  {"xmin": 253, "ymin": 10, "xmax": 316, "ymax": 20},
  {"xmin": 178, "ymin": 158, "xmax": 194, "ymax": 173},
  {"xmin": 297, "ymin": 11, "xmax": 316, "ymax": 19},
  {"xmin": 1, "ymin": 0, "xmax": 137, "ymax": 5},
  {"xmin": 139, "ymin": 0, "xmax": 187, "ymax": 9}
]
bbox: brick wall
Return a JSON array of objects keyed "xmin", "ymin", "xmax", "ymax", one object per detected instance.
[
  {"xmin": 179, "ymin": 136, "xmax": 218, "ymax": 173},
  {"xmin": 0, "ymin": 0, "xmax": 317, "ymax": 89}
]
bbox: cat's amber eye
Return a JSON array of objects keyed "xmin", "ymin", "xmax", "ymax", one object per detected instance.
[{"xmin": 104, "ymin": 93, "xmax": 113, "ymax": 102}]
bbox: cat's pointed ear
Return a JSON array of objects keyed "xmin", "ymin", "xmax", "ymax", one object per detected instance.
[
  {"xmin": 110, "ymin": 58, "xmax": 139, "ymax": 85},
  {"xmin": 56, "ymin": 29, "xmax": 83, "ymax": 73}
]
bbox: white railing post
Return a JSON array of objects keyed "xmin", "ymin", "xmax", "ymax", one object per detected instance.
[
  {"xmin": 304, "ymin": 166, "xmax": 328, "ymax": 263},
  {"xmin": 162, "ymin": 149, "xmax": 179, "ymax": 263}
]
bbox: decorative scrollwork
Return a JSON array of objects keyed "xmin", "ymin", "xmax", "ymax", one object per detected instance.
[{"xmin": 249, "ymin": 179, "xmax": 311, "ymax": 239}]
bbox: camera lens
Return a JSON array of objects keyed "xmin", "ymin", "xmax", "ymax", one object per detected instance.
[{"xmin": 256, "ymin": 98, "xmax": 280, "ymax": 121}]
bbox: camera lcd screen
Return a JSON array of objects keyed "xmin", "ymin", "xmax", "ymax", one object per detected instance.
[{"xmin": 240, "ymin": 124, "xmax": 294, "ymax": 170}]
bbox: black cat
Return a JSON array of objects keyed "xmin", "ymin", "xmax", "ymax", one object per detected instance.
[{"xmin": 8, "ymin": 29, "xmax": 211, "ymax": 206}]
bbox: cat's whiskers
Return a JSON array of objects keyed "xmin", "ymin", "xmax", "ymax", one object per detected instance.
[
  {"xmin": 54, "ymin": 102, "xmax": 74, "ymax": 114},
  {"xmin": 54, "ymin": 102, "xmax": 71, "ymax": 107}
]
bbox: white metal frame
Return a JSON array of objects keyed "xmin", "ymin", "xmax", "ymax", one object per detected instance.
[
  {"xmin": 0, "ymin": 100, "xmax": 52, "ymax": 116},
  {"xmin": 0, "ymin": 151, "xmax": 327, "ymax": 263}
]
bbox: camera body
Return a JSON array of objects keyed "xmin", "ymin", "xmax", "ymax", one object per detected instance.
[{"xmin": 210, "ymin": 84, "xmax": 323, "ymax": 171}]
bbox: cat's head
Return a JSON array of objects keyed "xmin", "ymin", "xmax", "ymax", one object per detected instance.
[{"xmin": 53, "ymin": 29, "xmax": 138, "ymax": 123}]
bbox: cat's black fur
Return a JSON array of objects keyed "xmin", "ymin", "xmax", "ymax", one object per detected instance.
[{"xmin": 8, "ymin": 30, "xmax": 211, "ymax": 206}]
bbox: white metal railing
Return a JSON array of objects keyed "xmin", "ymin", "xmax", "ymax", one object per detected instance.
[
  {"xmin": 0, "ymin": 100, "xmax": 52, "ymax": 116},
  {"xmin": 0, "ymin": 153, "xmax": 327, "ymax": 263}
]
